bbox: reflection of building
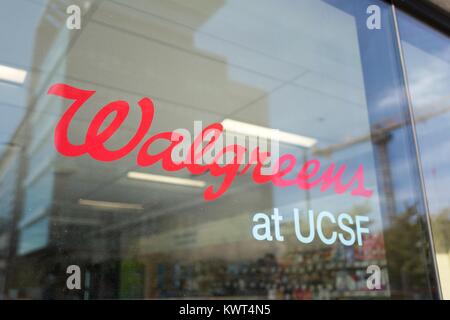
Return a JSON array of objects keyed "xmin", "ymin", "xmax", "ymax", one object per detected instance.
[{"xmin": 0, "ymin": 148, "xmax": 21, "ymax": 297}]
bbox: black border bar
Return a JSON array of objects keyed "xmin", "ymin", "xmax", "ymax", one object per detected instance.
[{"xmin": 391, "ymin": 0, "xmax": 450, "ymax": 35}]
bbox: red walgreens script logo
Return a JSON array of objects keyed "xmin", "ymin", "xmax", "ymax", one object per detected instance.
[{"xmin": 47, "ymin": 83, "xmax": 373, "ymax": 201}]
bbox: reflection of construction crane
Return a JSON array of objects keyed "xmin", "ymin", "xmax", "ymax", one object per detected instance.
[{"xmin": 313, "ymin": 104, "xmax": 450, "ymax": 222}]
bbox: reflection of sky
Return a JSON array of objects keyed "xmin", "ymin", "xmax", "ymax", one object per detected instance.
[{"xmin": 398, "ymin": 12, "xmax": 450, "ymax": 216}]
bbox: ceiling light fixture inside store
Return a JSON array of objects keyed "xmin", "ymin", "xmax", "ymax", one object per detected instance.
[
  {"xmin": 0, "ymin": 64, "xmax": 27, "ymax": 84},
  {"xmin": 127, "ymin": 171, "xmax": 206, "ymax": 188},
  {"xmin": 221, "ymin": 119, "xmax": 317, "ymax": 148},
  {"xmin": 78, "ymin": 199, "xmax": 144, "ymax": 210}
]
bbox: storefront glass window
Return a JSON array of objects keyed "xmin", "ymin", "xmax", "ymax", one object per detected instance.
[
  {"xmin": 0, "ymin": 0, "xmax": 441, "ymax": 299},
  {"xmin": 397, "ymin": 9, "xmax": 450, "ymax": 299}
]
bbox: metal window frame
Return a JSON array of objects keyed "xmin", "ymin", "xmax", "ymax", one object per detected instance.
[{"xmin": 383, "ymin": 0, "xmax": 450, "ymax": 300}]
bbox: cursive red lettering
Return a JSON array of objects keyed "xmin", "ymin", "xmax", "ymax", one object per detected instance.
[
  {"xmin": 204, "ymin": 144, "xmax": 246, "ymax": 201},
  {"xmin": 314, "ymin": 163, "xmax": 373, "ymax": 198},
  {"xmin": 48, "ymin": 83, "xmax": 154, "ymax": 162},
  {"xmin": 137, "ymin": 132, "xmax": 184, "ymax": 171},
  {"xmin": 297, "ymin": 159, "xmax": 321, "ymax": 189},
  {"xmin": 271, "ymin": 154, "xmax": 298, "ymax": 187},
  {"xmin": 48, "ymin": 83, "xmax": 374, "ymax": 201}
]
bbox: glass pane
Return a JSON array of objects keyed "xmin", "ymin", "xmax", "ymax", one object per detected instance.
[
  {"xmin": 397, "ymin": 10, "xmax": 450, "ymax": 299},
  {"xmin": 0, "ymin": 0, "xmax": 439, "ymax": 299}
]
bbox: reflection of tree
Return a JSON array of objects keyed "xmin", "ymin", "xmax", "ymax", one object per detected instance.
[
  {"xmin": 383, "ymin": 205, "xmax": 432, "ymax": 297},
  {"xmin": 431, "ymin": 209, "xmax": 450, "ymax": 253}
]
